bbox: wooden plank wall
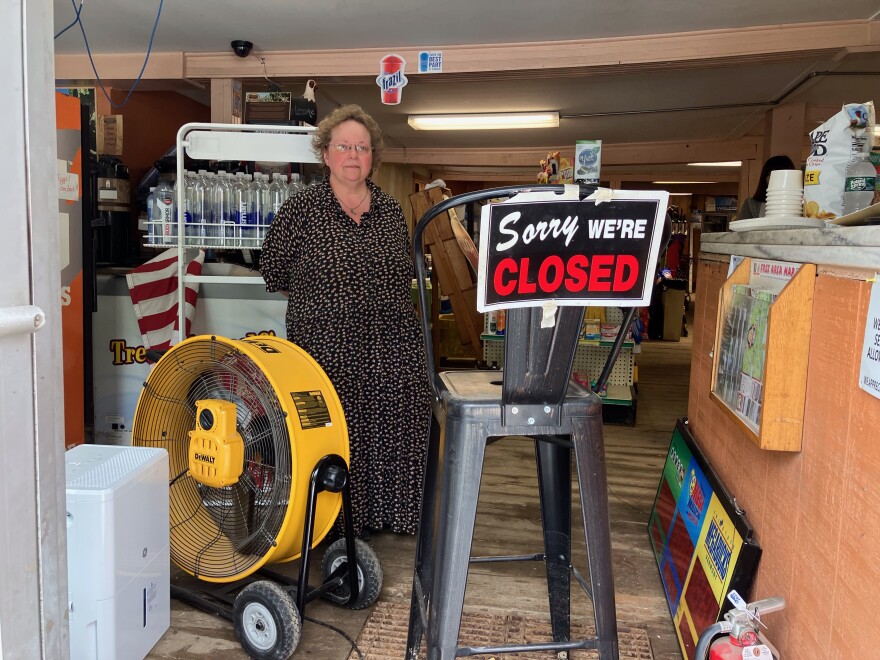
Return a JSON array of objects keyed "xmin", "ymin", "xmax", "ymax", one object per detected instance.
[{"xmin": 688, "ymin": 258, "xmax": 880, "ymax": 657}]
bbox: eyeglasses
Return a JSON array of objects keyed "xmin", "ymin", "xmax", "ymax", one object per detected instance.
[{"xmin": 328, "ymin": 143, "xmax": 372, "ymax": 154}]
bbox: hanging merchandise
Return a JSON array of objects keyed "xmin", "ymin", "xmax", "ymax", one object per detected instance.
[
  {"xmin": 574, "ymin": 140, "xmax": 602, "ymax": 185},
  {"xmin": 290, "ymin": 80, "xmax": 318, "ymax": 126},
  {"xmin": 537, "ymin": 150, "xmax": 573, "ymax": 184}
]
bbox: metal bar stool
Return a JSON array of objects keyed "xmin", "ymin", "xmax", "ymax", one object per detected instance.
[{"xmin": 407, "ymin": 185, "xmax": 634, "ymax": 660}]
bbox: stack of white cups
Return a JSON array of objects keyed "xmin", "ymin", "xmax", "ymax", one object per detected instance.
[{"xmin": 764, "ymin": 169, "xmax": 804, "ymax": 218}]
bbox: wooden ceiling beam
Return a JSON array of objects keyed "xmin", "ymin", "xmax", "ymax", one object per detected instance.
[
  {"xmin": 55, "ymin": 20, "xmax": 877, "ymax": 81},
  {"xmin": 384, "ymin": 137, "xmax": 761, "ymax": 167}
]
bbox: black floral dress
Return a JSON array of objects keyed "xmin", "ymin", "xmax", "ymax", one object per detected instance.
[{"xmin": 260, "ymin": 179, "xmax": 432, "ymax": 537}]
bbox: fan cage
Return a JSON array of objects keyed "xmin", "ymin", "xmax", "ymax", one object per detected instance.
[{"xmin": 133, "ymin": 340, "xmax": 293, "ymax": 580}]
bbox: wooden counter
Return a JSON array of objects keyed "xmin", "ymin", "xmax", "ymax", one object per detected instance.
[{"xmin": 690, "ymin": 229, "xmax": 880, "ymax": 656}]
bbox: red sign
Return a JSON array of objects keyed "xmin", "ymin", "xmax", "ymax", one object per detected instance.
[{"xmin": 477, "ymin": 192, "xmax": 668, "ymax": 310}]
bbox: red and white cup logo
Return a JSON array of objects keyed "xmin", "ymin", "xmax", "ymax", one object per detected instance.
[{"xmin": 377, "ymin": 54, "xmax": 408, "ymax": 105}]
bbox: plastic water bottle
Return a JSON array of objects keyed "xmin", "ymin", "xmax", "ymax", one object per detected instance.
[
  {"xmin": 154, "ymin": 178, "xmax": 176, "ymax": 245},
  {"xmin": 286, "ymin": 173, "xmax": 304, "ymax": 199},
  {"xmin": 212, "ymin": 171, "xmax": 232, "ymax": 246},
  {"xmin": 843, "ymin": 151, "xmax": 877, "ymax": 216},
  {"xmin": 188, "ymin": 170, "xmax": 208, "ymax": 245},
  {"xmin": 231, "ymin": 172, "xmax": 250, "ymax": 246},
  {"xmin": 267, "ymin": 173, "xmax": 287, "ymax": 224},
  {"xmin": 203, "ymin": 172, "xmax": 220, "ymax": 245},
  {"xmin": 146, "ymin": 186, "xmax": 157, "ymax": 244},
  {"xmin": 180, "ymin": 171, "xmax": 192, "ymax": 243},
  {"xmin": 174, "ymin": 174, "xmax": 187, "ymax": 245},
  {"xmin": 249, "ymin": 173, "xmax": 270, "ymax": 241}
]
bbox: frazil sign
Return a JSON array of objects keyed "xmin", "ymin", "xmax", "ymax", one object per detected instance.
[{"xmin": 377, "ymin": 54, "xmax": 408, "ymax": 105}]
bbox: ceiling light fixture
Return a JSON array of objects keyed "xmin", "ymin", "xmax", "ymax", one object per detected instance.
[
  {"xmin": 407, "ymin": 112, "xmax": 559, "ymax": 131},
  {"xmin": 687, "ymin": 161, "xmax": 742, "ymax": 167},
  {"xmin": 669, "ymin": 192, "xmax": 694, "ymax": 196}
]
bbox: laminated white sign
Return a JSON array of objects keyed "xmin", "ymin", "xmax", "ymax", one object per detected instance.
[{"xmin": 859, "ymin": 275, "xmax": 880, "ymax": 399}]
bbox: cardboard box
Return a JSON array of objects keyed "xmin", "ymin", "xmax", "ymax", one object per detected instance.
[
  {"xmin": 662, "ymin": 288, "xmax": 687, "ymax": 341},
  {"xmin": 97, "ymin": 115, "xmax": 123, "ymax": 155}
]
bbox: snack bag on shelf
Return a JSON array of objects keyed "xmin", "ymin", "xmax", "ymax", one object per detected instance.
[
  {"xmin": 804, "ymin": 101, "xmax": 875, "ymax": 220},
  {"xmin": 582, "ymin": 317, "xmax": 601, "ymax": 340}
]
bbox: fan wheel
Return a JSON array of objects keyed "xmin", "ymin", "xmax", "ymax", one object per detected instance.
[
  {"xmin": 321, "ymin": 538, "xmax": 383, "ymax": 610},
  {"xmin": 233, "ymin": 580, "xmax": 301, "ymax": 660}
]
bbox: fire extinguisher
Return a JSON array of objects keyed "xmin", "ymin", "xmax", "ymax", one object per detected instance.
[{"xmin": 695, "ymin": 590, "xmax": 786, "ymax": 660}]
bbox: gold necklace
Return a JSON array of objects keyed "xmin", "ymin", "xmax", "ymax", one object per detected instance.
[{"xmin": 336, "ymin": 188, "xmax": 370, "ymax": 216}]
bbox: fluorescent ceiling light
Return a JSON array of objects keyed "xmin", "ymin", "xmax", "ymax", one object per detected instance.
[
  {"xmin": 687, "ymin": 161, "xmax": 742, "ymax": 167},
  {"xmin": 669, "ymin": 192, "xmax": 693, "ymax": 196},
  {"xmin": 408, "ymin": 112, "xmax": 559, "ymax": 131},
  {"xmin": 653, "ymin": 181, "xmax": 718, "ymax": 184}
]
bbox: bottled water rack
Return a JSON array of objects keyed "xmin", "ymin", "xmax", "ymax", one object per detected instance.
[
  {"xmin": 144, "ymin": 220, "xmax": 273, "ymax": 250},
  {"xmin": 165, "ymin": 122, "xmax": 321, "ymax": 342}
]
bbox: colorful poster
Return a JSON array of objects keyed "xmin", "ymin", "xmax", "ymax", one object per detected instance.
[
  {"xmin": 648, "ymin": 420, "xmax": 762, "ymax": 660},
  {"xmin": 56, "ymin": 91, "xmax": 84, "ymax": 448}
]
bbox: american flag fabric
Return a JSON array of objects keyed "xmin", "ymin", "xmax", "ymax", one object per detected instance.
[{"xmin": 126, "ymin": 248, "xmax": 206, "ymax": 353}]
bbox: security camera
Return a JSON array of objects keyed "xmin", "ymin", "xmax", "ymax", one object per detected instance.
[{"xmin": 231, "ymin": 40, "xmax": 253, "ymax": 58}]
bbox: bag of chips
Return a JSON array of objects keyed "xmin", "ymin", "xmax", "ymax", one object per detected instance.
[{"xmin": 804, "ymin": 102, "xmax": 875, "ymax": 220}]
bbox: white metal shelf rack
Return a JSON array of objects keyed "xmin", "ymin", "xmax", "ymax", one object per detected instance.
[{"xmin": 155, "ymin": 122, "xmax": 321, "ymax": 344}]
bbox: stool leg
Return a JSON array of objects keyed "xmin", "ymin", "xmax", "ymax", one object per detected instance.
[
  {"xmin": 571, "ymin": 415, "xmax": 619, "ymax": 660},
  {"xmin": 425, "ymin": 416, "xmax": 488, "ymax": 660},
  {"xmin": 535, "ymin": 437, "xmax": 572, "ymax": 644},
  {"xmin": 407, "ymin": 413, "xmax": 443, "ymax": 659}
]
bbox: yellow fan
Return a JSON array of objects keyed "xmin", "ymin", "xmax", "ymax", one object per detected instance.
[{"xmin": 132, "ymin": 334, "xmax": 350, "ymax": 583}]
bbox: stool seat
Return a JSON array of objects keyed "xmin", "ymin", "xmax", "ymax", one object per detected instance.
[{"xmin": 437, "ymin": 369, "xmax": 601, "ymax": 429}]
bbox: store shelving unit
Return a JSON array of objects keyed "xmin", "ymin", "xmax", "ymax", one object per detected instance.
[
  {"xmin": 481, "ymin": 308, "xmax": 637, "ymax": 420},
  {"xmin": 144, "ymin": 122, "xmax": 321, "ymax": 342}
]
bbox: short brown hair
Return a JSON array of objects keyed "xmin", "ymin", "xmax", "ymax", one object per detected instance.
[{"xmin": 312, "ymin": 104, "xmax": 384, "ymax": 176}]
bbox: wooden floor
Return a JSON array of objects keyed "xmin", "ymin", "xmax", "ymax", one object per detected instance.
[{"xmin": 150, "ymin": 320, "xmax": 692, "ymax": 660}]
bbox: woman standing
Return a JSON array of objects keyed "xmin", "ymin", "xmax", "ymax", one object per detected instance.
[{"xmin": 260, "ymin": 105, "xmax": 432, "ymax": 539}]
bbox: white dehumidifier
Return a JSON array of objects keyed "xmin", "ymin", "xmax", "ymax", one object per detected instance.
[{"xmin": 66, "ymin": 444, "xmax": 170, "ymax": 659}]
